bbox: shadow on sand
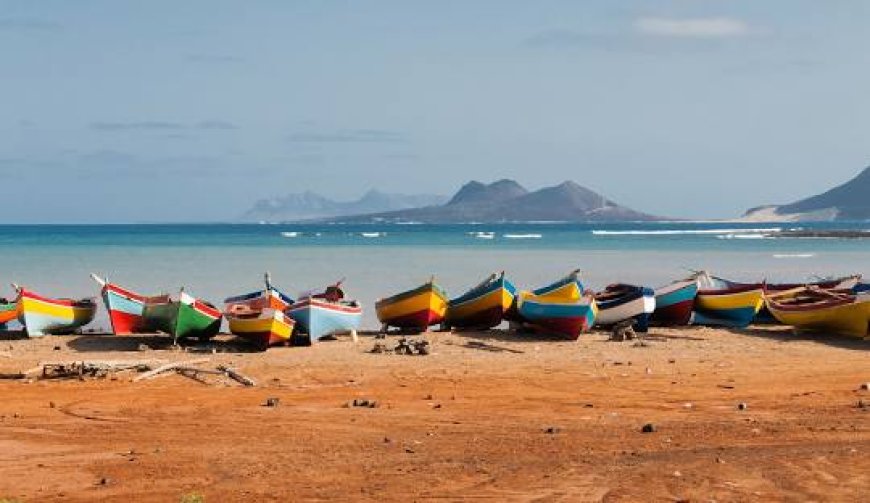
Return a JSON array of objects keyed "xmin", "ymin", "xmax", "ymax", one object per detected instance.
[
  {"xmin": 0, "ymin": 329, "xmax": 28, "ymax": 341},
  {"xmin": 735, "ymin": 325, "xmax": 870, "ymax": 351},
  {"xmin": 66, "ymin": 334, "xmax": 267, "ymax": 354}
]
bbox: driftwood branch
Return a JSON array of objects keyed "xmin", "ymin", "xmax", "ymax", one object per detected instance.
[
  {"xmin": 217, "ymin": 365, "xmax": 256, "ymax": 387},
  {"xmin": 132, "ymin": 358, "xmax": 211, "ymax": 382}
]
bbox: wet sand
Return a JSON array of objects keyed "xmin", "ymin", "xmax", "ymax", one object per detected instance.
[{"xmin": 0, "ymin": 327, "xmax": 868, "ymax": 502}]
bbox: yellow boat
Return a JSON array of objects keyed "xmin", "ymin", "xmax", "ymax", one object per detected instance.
[
  {"xmin": 225, "ymin": 308, "xmax": 295, "ymax": 350},
  {"xmin": 16, "ymin": 287, "xmax": 97, "ymax": 336},
  {"xmin": 692, "ymin": 273, "xmax": 763, "ymax": 328},
  {"xmin": 765, "ymin": 287, "xmax": 870, "ymax": 339},
  {"xmin": 376, "ymin": 279, "xmax": 448, "ymax": 331},
  {"xmin": 445, "ymin": 272, "xmax": 516, "ymax": 330}
]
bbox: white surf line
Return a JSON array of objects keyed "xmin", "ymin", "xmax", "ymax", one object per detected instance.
[
  {"xmin": 591, "ymin": 227, "xmax": 783, "ymax": 236},
  {"xmin": 503, "ymin": 233, "xmax": 542, "ymax": 239}
]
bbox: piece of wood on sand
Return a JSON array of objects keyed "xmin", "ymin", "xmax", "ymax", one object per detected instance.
[
  {"xmin": 216, "ymin": 365, "xmax": 256, "ymax": 387},
  {"xmin": 132, "ymin": 358, "xmax": 211, "ymax": 382}
]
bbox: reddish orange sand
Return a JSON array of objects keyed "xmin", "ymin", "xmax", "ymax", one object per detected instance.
[{"xmin": 0, "ymin": 327, "xmax": 868, "ymax": 502}]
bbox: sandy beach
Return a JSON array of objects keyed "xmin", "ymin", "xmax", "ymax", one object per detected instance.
[{"xmin": 0, "ymin": 327, "xmax": 868, "ymax": 502}]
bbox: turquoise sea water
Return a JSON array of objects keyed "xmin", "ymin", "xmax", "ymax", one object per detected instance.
[{"xmin": 1, "ymin": 222, "xmax": 867, "ymax": 329}]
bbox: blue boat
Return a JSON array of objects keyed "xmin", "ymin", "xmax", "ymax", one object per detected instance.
[
  {"xmin": 516, "ymin": 290, "xmax": 598, "ymax": 340},
  {"xmin": 506, "ymin": 270, "xmax": 585, "ymax": 324},
  {"xmin": 286, "ymin": 282, "xmax": 363, "ymax": 343}
]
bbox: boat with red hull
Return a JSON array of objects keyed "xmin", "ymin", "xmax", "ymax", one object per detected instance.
[
  {"xmin": 650, "ymin": 277, "xmax": 698, "ymax": 326},
  {"xmin": 91, "ymin": 274, "xmax": 169, "ymax": 335}
]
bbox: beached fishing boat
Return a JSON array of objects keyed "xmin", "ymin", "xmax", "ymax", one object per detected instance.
[
  {"xmin": 755, "ymin": 275, "xmax": 862, "ymax": 323},
  {"xmin": 225, "ymin": 308, "xmax": 295, "ymax": 349},
  {"xmin": 90, "ymin": 274, "xmax": 170, "ymax": 335},
  {"xmin": 445, "ymin": 272, "xmax": 517, "ymax": 330},
  {"xmin": 142, "ymin": 290, "xmax": 222, "ymax": 342},
  {"xmin": 287, "ymin": 281, "xmax": 362, "ymax": 342},
  {"xmin": 224, "ymin": 275, "xmax": 296, "ymax": 349},
  {"xmin": 691, "ymin": 273, "xmax": 764, "ymax": 328},
  {"xmin": 765, "ymin": 287, "xmax": 870, "ymax": 339},
  {"xmin": 593, "ymin": 284, "xmax": 656, "ymax": 331},
  {"xmin": 224, "ymin": 274, "xmax": 294, "ymax": 312},
  {"xmin": 516, "ymin": 290, "xmax": 597, "ymax": 340},
  {"xmin": 15, "ymin": 286, "xmax": 97, "ymax": 336},
  {"xmin": 376, "ymin": 279, "xmax": 448, "ymax": 331},
  {"xmin": 649, "ymin": 277, "xmax": 698, "ymax": 326},
  {"xmin": 506, "ymin": 270, "xmax": 584, "ymax": 323}
]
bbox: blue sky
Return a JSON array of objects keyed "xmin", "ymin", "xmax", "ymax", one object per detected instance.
[{"xmin": 1, "ymin": 0, "xmax": 868, "ymax": 222}]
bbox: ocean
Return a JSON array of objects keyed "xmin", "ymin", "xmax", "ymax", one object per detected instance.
[{"xmin": 1, "ymin": 222, "xmax": 868, "ymax": 330}]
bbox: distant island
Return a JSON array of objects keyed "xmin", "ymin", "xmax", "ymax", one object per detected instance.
[
  {"xmin": 242, "ymin": 190, "xmax": 447, "ymax": 222},
  {"xmin": 242, "ymin": 179, "xmax": 663, "ymax": 223},
  {"xmin": 742, "ymin": 166, "xmax": 870, "ymax": 222}
]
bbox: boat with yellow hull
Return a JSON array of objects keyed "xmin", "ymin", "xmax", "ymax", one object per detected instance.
[
  {"xmin": 692, "ymin": 273, "xmax": 764, "ymax": 328},
  {"xmin": 376, "ymin": 279, "xmax": 448, "ymax": 331},
  {"xmin": 765, "ymin": 287, "xmax": 869, "ymax": 339},
  {"xmin": 226, "ymin": 309, "xmax": 295, "ymax": 350},
  {"xmin": 446, "ymin": 272, "xmax": 516, "ymax": 330},
  {"xmin": 16, "ymin": 287, "xmax": 97, "ymax": 336}
]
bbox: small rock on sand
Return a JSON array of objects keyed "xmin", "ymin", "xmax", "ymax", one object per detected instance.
[
  {"xmin": 737, "ymin": 402, "xmax": 748, "ymax": 411},
  {"xmin": 543, "ymin": 426, "xmax": 560, "ymax": 434},
  {"xmin": 641, "ymin": 423, "xmax": 656, "ymax": 433}
]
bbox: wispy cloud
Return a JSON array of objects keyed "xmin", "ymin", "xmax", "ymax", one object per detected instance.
[
  {"xmin": 90, "ymin": 120, "xmax": 238, "ymax": 132},
  {"xmin": 288, "ymin": 129, "xmax": 407, "ymax": 144},
  {"xmin": 0, "ymin": 18, "xmax": 61, "ymax": 32},
  {"xmin": 635, "ymin": 17, "xmax": 749, "ymax": 38}
]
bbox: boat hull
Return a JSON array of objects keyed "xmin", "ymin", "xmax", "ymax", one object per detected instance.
[
  {"xmin": 101, "ymin": 283, "xmax": 150, "ymax": 335},
  {"xmin": 766, "ymin": 293, "xmax": 870, "ymax": 339},
  {"xmin": 376, "ymin": 283, "xmax": 448, "ymax": 330},
  {"xmin": 227, "ymin": 309, "xmax": 295, "ymax": 349},
  {"xmin": 287, "ymin": 298, "xmax": 362, "ymax": 342},
  {"xmin": 506, "ymin": 272, "xmax": 584, "ymax": 324},
  {"xmin": 446, "ymin": 276, "xmax": 516, "ymax": 330},
  {"xmin": 756, "ymin": 276, "xmax": 862, "ymax": 324},
  {"xmin": 143, "ymin": 293, "xmax": 222, "ymax": 341},
  {"xmin": 516, "ymin": 293, "xmax": 597, "ymax": 340},
  {"xmin": 594, "ymin": 285, "xmax": 656, "ymax": 332},
  {"xmin": 650, "ymin": 280, "xmax": 698, "ymax": 326},
  {"xmin": 692, "ymin": 286, "xmax": 764, "ymax": 328},
  {"xmin": 17, "ymin": 289, "xmax": 97, "ymax": 337}
]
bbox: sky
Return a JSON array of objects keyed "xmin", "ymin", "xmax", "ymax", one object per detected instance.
[{"xmin": 1, "ymin": 0, "xmax": 869, "ymax": 222}]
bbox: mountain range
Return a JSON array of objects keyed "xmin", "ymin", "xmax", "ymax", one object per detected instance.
[
  {"xmin": 321, "ymin": 179, "xmax": 660, "ymax": 223},
  {"xmin": 241, "ymin": 190, "xmax": 447, "ymax": 222},
  {"xmin": 243, "ymin": 166, "xmax": 870, "ymax": 223},
  {"xmin": 742, "ymin": 166, "xmax": 870, "ymax": 221}
]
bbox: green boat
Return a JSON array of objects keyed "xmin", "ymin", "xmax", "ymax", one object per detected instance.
[{"xmin": 142, "ymin": 291, "xmax": 222, "ymax": 342}]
